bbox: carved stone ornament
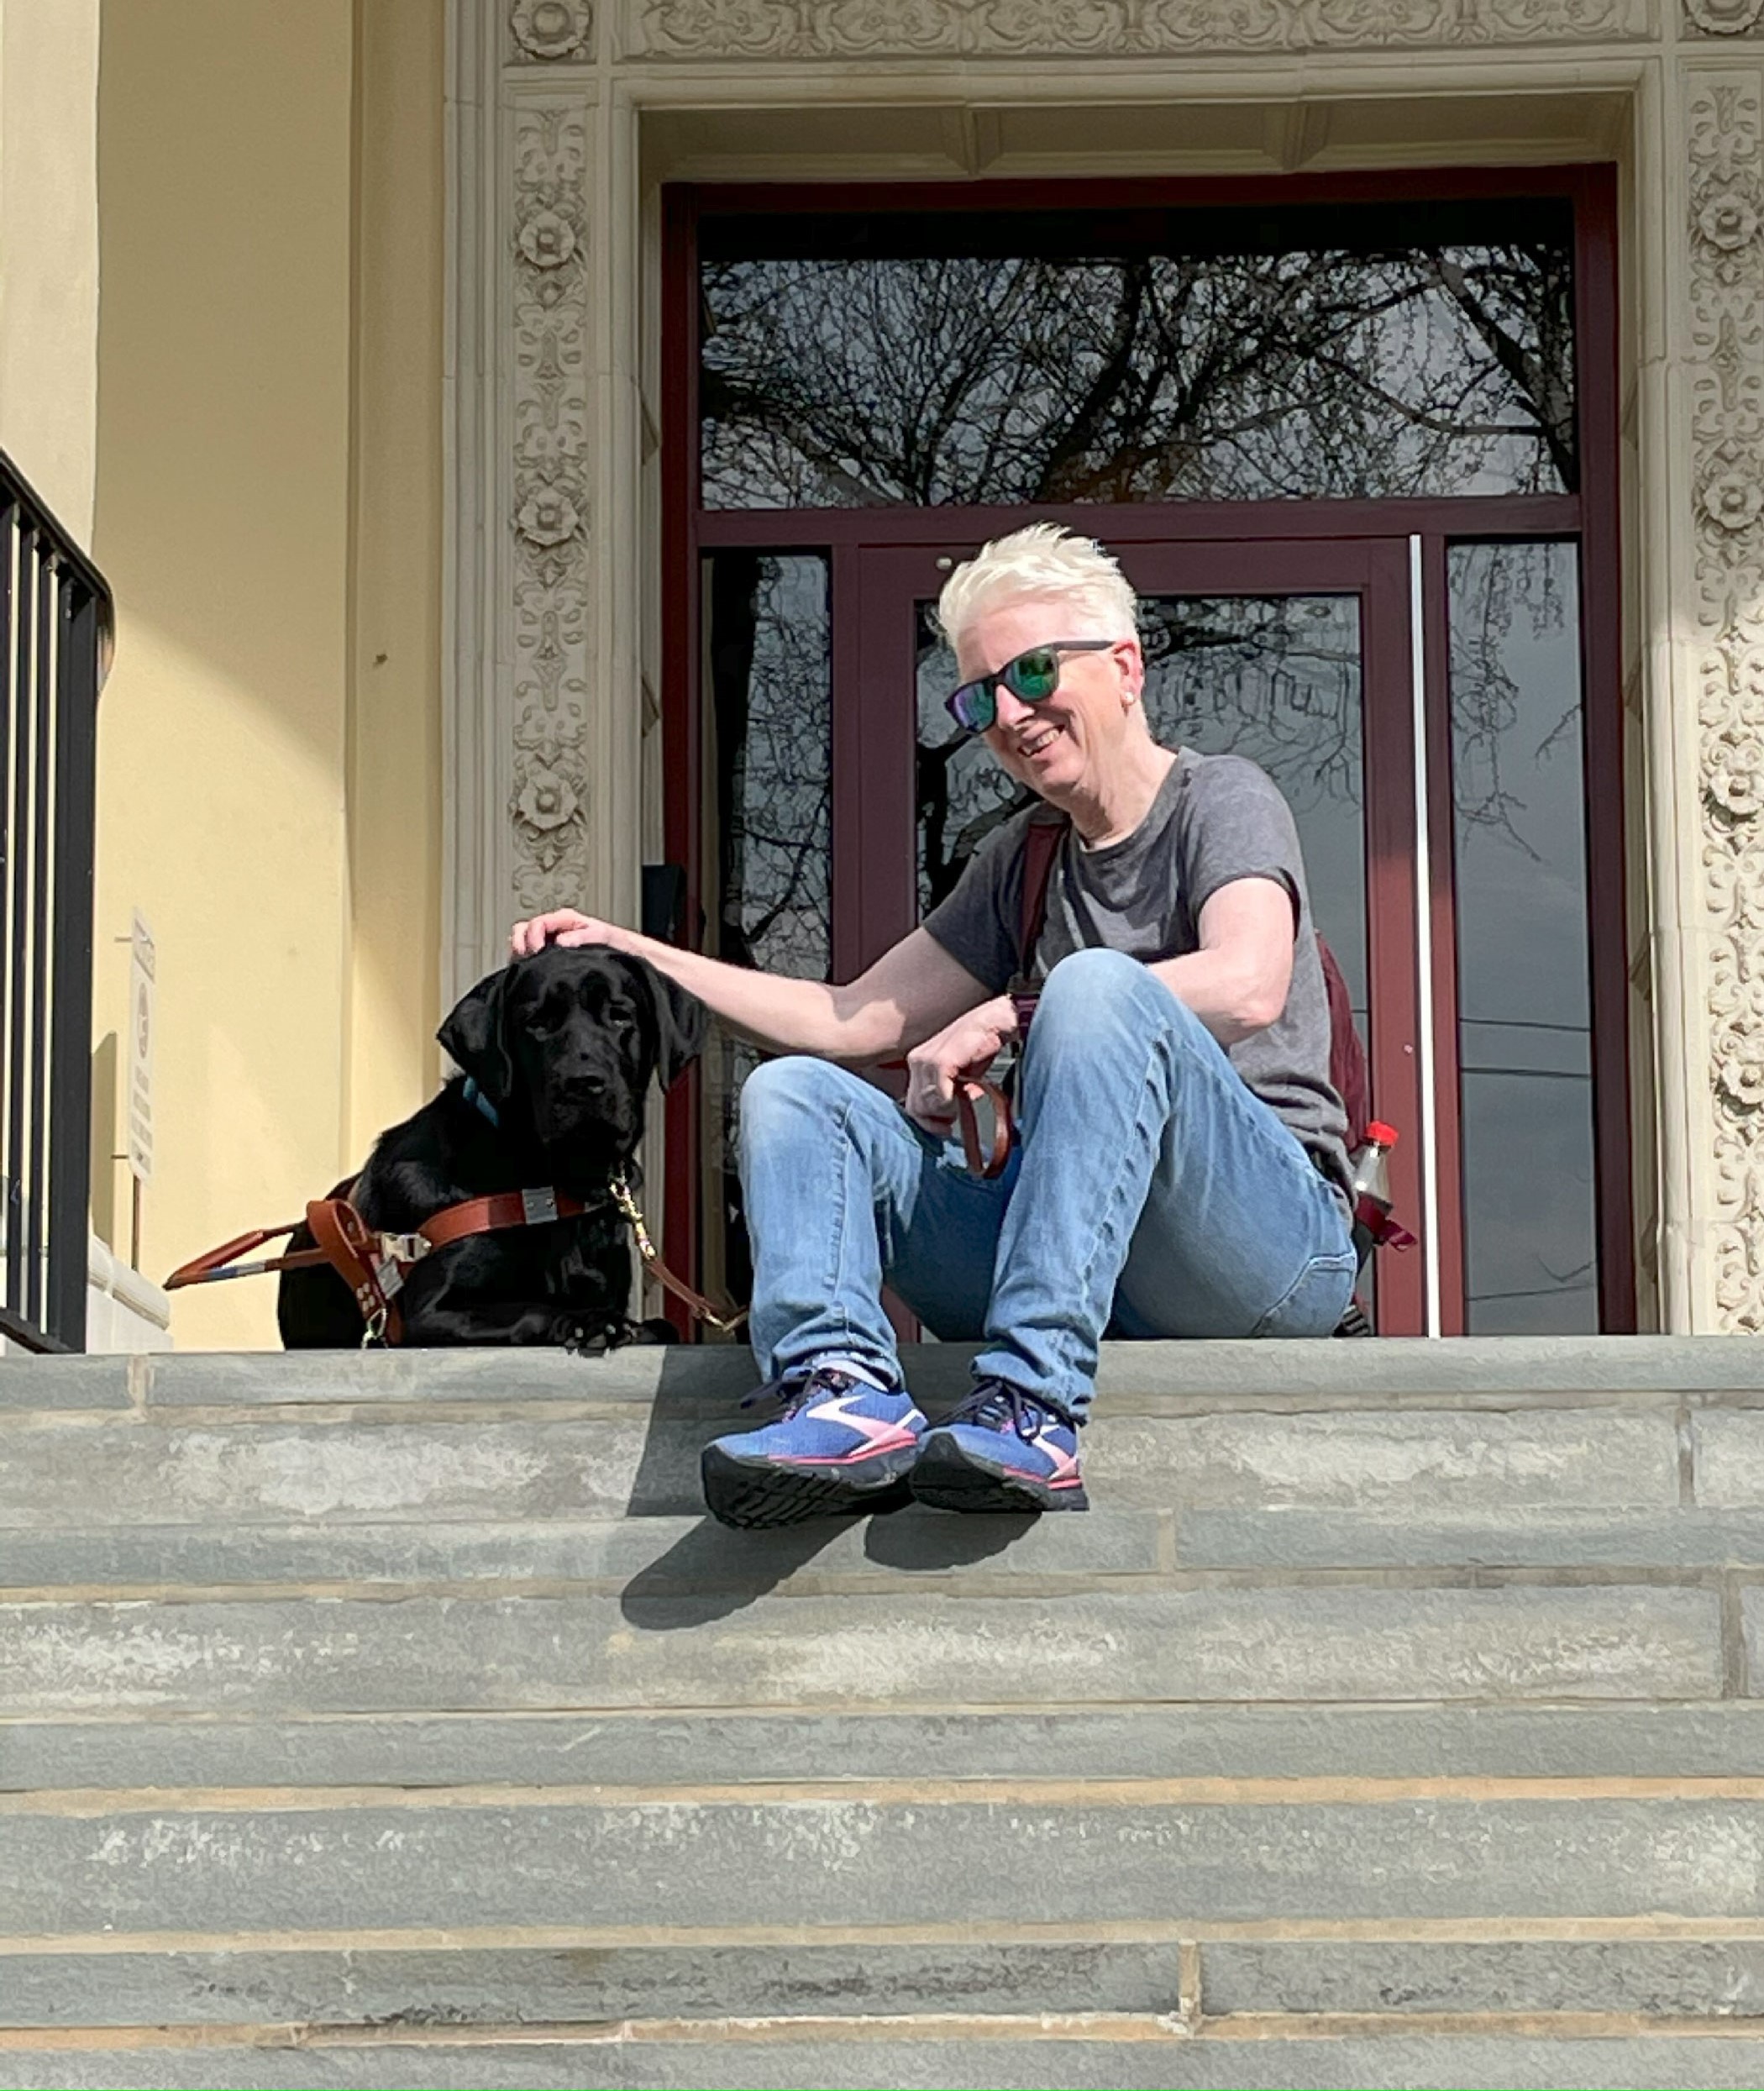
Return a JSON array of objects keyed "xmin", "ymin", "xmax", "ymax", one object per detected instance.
[
  {"xmin": 511, "ymin": 0, "xmax": 594, "ymax": 59},
  {"xmin": 509, "ymin": 105, "xmax": 591, "ymax": 904},
  {"xmin": 1689, "ymin": 75, "xmax": 1764, "ymax": 1330},
  {"xmin": 630, "ymin": 0, "xmax": 1652, "ymax": 55},
  {"xmin": 1684, "ymin": 0, "xmax": 1764, "ymax": 35}
]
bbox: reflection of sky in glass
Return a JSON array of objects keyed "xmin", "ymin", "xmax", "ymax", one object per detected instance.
[
  {"xmin": 1451, "ymin": 542, "xmax": 1597, "ymax": 1334},
  {"xmin": 704, "ymin": 242, "xmax": 1573, "ymax": 508}
]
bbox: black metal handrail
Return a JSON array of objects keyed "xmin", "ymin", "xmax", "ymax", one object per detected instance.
[{"xmin": 0, "ymin": 450, "xmax": 113, "ymax": 1353}]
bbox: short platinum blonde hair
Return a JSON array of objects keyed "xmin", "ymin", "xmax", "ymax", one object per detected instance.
[{"xmin": 936, "ymin": 523, "xmax": 1139, "ymax": 651}]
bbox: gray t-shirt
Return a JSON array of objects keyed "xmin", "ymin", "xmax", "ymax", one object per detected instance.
[{"xmin": 922, "ymin": 750, "xmax": 1350, "ymax": 1194}]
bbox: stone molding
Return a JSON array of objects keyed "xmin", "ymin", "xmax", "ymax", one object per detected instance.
[
  {"xmin": 1688, "ymin": 72, "xmax": 1764, "ymax": 1331},
  {"xmin": 448, "ymin": 4, "xmax": 1753, "ymax": 1327},
  {"xmin": 626, "ymin": 0, "xmax": 1655, "ymax": 58},
  {"xmin": 509, "ymin": 101, "xmax": 594, "ymax": 916}
]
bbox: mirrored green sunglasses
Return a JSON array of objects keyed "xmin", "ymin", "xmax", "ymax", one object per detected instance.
[{"xmin": 944, "ymin": 640, "xmax": 1116, "ymax": 733}]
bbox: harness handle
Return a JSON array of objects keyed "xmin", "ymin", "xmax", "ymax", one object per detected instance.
[{"xmin": 164, "ymin": 1222, "xmax": 330, "ymax": 1290}]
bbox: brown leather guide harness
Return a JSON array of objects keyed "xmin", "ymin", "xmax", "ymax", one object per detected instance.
[{"xmin": 165, "ymin": 1167, "xmax": 746, "ymax": 1343}]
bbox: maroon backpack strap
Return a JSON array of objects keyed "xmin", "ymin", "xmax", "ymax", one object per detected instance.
[
  {"xmin": 1317, "ymin": 932, "xmax": 1370, "ymax": 1154},
  {"xmin": 1014, "ymin": 810, "xmax": 1070, "ymax": 986}
]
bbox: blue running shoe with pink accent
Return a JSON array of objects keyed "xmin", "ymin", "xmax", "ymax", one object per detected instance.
[
  {"xmin": 701, "ymin": 1365, "xmax": 928, "ymax": 1528},
  {"xmin": 911, "ymin": 1379, "xmax": 1088, "ymax": 1514}
]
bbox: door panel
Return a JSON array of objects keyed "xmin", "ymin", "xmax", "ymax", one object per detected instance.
[{"xmin": 853, "ymin": 537, "xmax": 1425, "ymax": 1335}]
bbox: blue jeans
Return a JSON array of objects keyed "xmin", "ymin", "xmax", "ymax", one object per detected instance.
[{"xmin": 738, "ymin": 948, "xmax": 1357, "ymax": 1418}]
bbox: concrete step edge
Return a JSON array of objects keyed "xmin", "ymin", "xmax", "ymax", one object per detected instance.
[
  {"xmin": 5, "ymin": 1337, "xmax": 1761, "ymax": 1419},
  {"xmin": 11, "ymin": 2025, "xmax": 1764, "ymax": 2089},
  {"xmin": 8, "ymin": 1702, "xmax": 1764, "ymax": 1789}
]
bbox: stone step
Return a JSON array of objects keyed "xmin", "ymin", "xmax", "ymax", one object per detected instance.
[
  {"xmin": 11, "ymin": 1704, "xmax": 1764, "ymax": 1791},
  {"xmin": 0, "ymin": 1401, "xmax": 1727, "ymax": 1526},
  {"xmin": 11, "ymin": 1933, "xmax": 1764, "ymax": 2031},
  {"xmin": 9, "ymin": 1788, "xmax": 1764, "ymax": 1936},
  {"xmin": 5, "ymin": 1337, "xmax": 1760, "ymax": 2084},
  {"xmin": 0, "ymin": 1584, "xmax": 1726, "ymax": 1715},
  {"xmin": 13, "ymin": 1503, "xmax": 1764, "ymax": 1594},
  {"xmin": 8, "ymin": 2031, "xmax": 1764, "ymax": 2091},
  {"xmin": 3, "ymin": 1336, "xmax": 1758, "ymax": 1418},
  {"xmin": 1, "ymin": 1938, "xmax": 1186, "ymax": 2031}
]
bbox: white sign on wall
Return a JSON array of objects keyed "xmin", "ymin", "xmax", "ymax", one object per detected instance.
[{"xmin": 127, "ymin": 911, "xmax": 155, "ymax": 1186}]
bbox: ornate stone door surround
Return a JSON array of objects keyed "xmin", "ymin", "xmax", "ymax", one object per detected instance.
[{"xmin": 446, "ymin": 0, "xmax": 1764, "ymax": 1334}]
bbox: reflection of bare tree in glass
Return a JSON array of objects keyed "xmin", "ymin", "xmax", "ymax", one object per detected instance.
[
  {"xmin": 1448, "ymin": 542, "xmax": 1574, "ymax": 855},
  {"xmin": 710, "ymin": 554, "xmax": 832, "ymax": 979},
  {"xmin": 1140, "ymin": 600, "xmax": 1361, "ymax": 815},
  {"xmin": 707, "ymin": 553, "xmax": 833, "ymax": 1300},
  {"xmin": 703, "ymin": 244, "xmax": 1575, "ymax": 509},
  {"xmin": 915, "ymin": 616, "xmax": 1036, "ymax": 912}
]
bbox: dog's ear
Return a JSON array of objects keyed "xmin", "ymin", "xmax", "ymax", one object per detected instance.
[
  {"xmin": 436, "ymin": 964, "xmax": 517, "ymax": 1106},
  {"xmin": 619, "ymin": 954, "xmax": 707, "ymax": 1089}
]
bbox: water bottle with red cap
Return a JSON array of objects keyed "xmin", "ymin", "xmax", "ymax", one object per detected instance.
[{"xmin": 1347, "ymin": 1121, "xmax": 1414, "ymax": 1252}]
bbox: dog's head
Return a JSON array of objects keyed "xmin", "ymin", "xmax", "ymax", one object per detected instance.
[{"xmin": 437, "ymin": 944, "xmax": 707, "ymax": 1166}]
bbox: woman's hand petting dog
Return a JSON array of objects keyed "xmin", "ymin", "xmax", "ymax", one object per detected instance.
[
  {"xmin": 510, "ymin": 909, "xmax": 632, "ymax": 959},
  {"xmin": 277, "ymin": 945, "xmax": 706, "ymax": 1351}
]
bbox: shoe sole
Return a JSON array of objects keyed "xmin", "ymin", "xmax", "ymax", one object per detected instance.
[
  {"xmin": 908, "ymin": 1432, "xmax": 1089, "ymax": 1515},
  {"xmin": 701, "ymin": 1442, "xmax": 918, "ymax": 1529}
]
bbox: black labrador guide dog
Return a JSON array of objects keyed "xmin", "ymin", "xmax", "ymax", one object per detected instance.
[{"xmin": 278, "ymin": 944, "xmax": 706, "ymax": 1351}]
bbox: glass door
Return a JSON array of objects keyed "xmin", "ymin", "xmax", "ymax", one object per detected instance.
[
  {"xmin": 847, "ymin": 536, "xmax": 1425, "ymax": 1335},
  {"xmin": 669, "ymin": 172, "xmax": 1630, "ymax": 1337}
]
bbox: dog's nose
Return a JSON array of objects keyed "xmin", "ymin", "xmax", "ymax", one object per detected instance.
[{"xmin": 564, "ymin": 1072, "xmax": 608, "ymax": 1099}]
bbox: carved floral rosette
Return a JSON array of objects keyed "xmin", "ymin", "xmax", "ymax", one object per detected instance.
[
  {"xmin": 1685, "ymin": 0, "xmax": 1764, "ymax": 38},
  {"xmin": 511, "ymin": 0, "xmax": 595, "ymax": 60},
  {"xmin": 1690, "ymin": 76, "xmax": 1764, "ymax": 1329},
  {"xmin": 510, "ymin": 104, "xmax": 592, "ymax": 909},
  {"xmin": 628, "ymin": 0, "xmax": 1652, "ymax": 57}
]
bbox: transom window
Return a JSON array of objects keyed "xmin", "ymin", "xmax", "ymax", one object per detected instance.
[{"xmin": 699, "ymin": 198, "xmax": 1577, "ymax": 508}]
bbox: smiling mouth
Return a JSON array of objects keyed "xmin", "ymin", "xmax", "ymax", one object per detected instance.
[{"xmin": 1016, "ymin": 725, "xmax": 1061, "ymax": 759}]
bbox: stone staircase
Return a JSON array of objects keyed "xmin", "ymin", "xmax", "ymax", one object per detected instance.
[{"xmin": 4, "ymin": 1337, "xmax": 1764, "ymax": 2087}]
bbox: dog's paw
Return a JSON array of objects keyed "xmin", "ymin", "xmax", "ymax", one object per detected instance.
[
  {"xmin": 634, "ymin": 1316, "xmax": 678, "ymax": 1346},
  {"xmin": 554, "ymin": 1315, "xmax": 616, "ymax": 1358}
]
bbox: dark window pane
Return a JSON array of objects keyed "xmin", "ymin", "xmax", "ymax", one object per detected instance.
[
  {"xmin": 1142, "ymin": 596, "xmax": 1368, "ymax": 1019},
  {"xmin": 702, "ymin": 552, "xmax": 832, "ymax": 1306},
  {"xmin": 701, "ymin": 202, "xmax": 1575, "ymax": 509},
  {"xmin": 916, "ymin": 607, "xmax": 1034, "ymax": 916},
  {"xmin": 1450, "ymin": 541, "xmax": 1599, "ymax": 1334}
]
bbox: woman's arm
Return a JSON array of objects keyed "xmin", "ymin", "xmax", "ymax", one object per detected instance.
[
  {"xmin": 510, "ymin": 911, "xmax": 991, "ymax": 1064},
  {"xmin": 1147, "ymin": 876, "xmax": 1296, "ymax": 1043}
]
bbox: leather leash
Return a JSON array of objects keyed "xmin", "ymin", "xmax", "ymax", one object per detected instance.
[
  {"xmin": 165, "ymin": 1172, "xmax": 745, "ymax": 1342},
  {"xmin": 887, "ymin": 812, "xmax": 1064, "ymax": 1182}
]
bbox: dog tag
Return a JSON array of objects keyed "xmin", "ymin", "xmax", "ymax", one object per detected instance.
[{"xmin": 521, "ymin": 1188, "xmax": 559, "ymax": 1226}]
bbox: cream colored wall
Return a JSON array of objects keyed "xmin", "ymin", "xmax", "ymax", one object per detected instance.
[
  {"xmin": 346, "ymin": 0, "xmax": 445, "ymax": 1164},
  {"xmin": 92, "ymin": 0, "xmax": 444, "ymax": 1348},
  {"xmin": 0, "ymin": 0, "xmax": 100, "ymax": 539}
]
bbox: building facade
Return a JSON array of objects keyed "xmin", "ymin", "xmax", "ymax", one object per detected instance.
[{"xmin": 5, "ymin": 0, "xmax": 1762, "ymax": 1346}]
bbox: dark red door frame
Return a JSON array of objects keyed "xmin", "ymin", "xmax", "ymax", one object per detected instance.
[{"xmin": 660, "ymin": 165, "xmax": 1630, "ymax": 1334}]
